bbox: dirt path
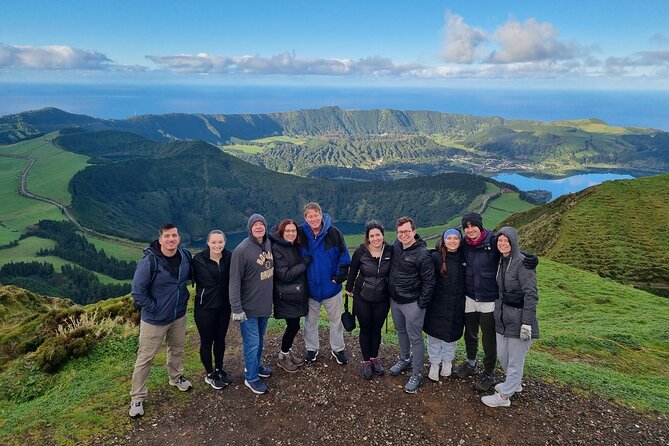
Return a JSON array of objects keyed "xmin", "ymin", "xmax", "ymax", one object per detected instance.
[{"xmin": 106, "ymin": 329, "xmax": 668, "ymax": 446}]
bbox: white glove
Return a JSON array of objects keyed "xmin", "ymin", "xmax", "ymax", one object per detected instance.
[
  {"xmin": 520, "ymin": 324, "xmax": 532, "ymax": 341},
  {"xmin": 232, "ymin": 312, "xmax": 247, "ymax": 322}
]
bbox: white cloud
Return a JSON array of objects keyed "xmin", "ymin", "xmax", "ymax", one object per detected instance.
[
  {"xmin": 487, "ymin": 17, "xmax": 581, "ymax": 64},
  {"xmin": 440, "ymin": 10, "xmax": 487, "ymax": 64},
  {"xmin": 0, "ymin": 43, "xmax": 113, "ymax": 70}
]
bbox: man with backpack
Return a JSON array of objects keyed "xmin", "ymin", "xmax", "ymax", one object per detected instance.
[{"xmin": 129, "ymin": 223, "xmax": 193, "ymax": 417}]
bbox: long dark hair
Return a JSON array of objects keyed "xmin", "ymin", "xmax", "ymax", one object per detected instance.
[{"xmin": 277, "ymin": 219, "xmax": 301, "ymax": 247}]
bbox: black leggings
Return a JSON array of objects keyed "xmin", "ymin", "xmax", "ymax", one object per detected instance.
[
  {"xmin": 281, "ymin": 318, "xmax": 301, "ymax": 353},
  {"xmin": 464, "ymin": 311, "xmax": 497, "ymax": 373},
  {"xmin": 194, "ymin": 305, "xmax": 231, "ymax": 373},
  {"xmin": 354, "ymin": 298, "xmax": 390, "ymax": 361}
]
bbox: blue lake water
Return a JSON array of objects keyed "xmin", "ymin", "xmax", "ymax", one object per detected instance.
[{"xmin": 492, "ymin": 172, "xmax": 635, "ymax": 201}]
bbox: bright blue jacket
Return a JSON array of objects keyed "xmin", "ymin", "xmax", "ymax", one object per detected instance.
[{"xmin": 299, "ymin": 214, "xmax": 351, "ymax": 301}]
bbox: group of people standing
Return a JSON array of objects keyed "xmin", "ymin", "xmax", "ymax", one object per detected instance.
[{"xmin": 127, "ymin": 204, "xmax": 539, "ymax": 417}]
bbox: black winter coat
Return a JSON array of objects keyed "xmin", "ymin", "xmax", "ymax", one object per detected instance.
[
  {"xmin": 271, "ymin": 234, "xmax": 309, "ymax": 320},
  {"xmin": 192, "ymin": 248, "xmax": 232, "ymax": 310},
  {"xmin": 423, "ymin": 249, "xmax": 466, "ymax": 342},
  {"xmin": 388, "ymin": 235, "xmax": 436, "ymax": 308},
  {"xmin": 462, "ymin": 229, "xmax": 500, "ymax": 302},
  {"xmin": 345, "ymin": 242, "xmax": 392, "ymax": 303}
]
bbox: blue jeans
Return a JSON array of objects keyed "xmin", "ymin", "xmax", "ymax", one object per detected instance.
[{"xmin": 239, "ymin": 316, "xmax": 269, "ymax": 382}]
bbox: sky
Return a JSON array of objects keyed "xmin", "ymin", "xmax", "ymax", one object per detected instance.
[{"xmin": 1, "ymin": 0, "xmax": 668, "ymax": 90}]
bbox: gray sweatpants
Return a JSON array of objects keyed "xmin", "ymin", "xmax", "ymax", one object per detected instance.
[
  {"xmin": 390, "ymin": 299, "xmax": 426, "ymax": 375},
  {"xmin": 495, "ymin": 332, "xmax": 532, "ymax": 397},
  {"xmin": 303, "ymin": 292, "xmax": 346, "ymax": 353}
]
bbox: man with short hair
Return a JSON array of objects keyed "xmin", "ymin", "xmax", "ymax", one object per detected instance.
[
  {"xmin": 299, "ymin": 202, "xmax": 351, "ymax": 365},
  {"xmin": 229, "ymin": 214, "xmax": 275, "ymax": 394},
  {"xmin": 129, "ymin": 223, "xmax": 193, "ymax": 418},
  {"xmin": 388, "ymin": 216, "xmax": 436, "ymax": 394}
]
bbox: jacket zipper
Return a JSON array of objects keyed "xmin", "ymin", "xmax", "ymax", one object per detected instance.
[{"xmin": 200, "ymin": 288, "xmax": 206, "ymax": 305}]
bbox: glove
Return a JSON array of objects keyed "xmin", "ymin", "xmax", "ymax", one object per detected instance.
[
  {"xmin": 521, "ymin": 252, "xmax": 539, "ymax": 269},
  {"xmin": 302, "ymin": 255, "xmax": 313, "ymax": 266},
  {"xmin": 232, "ymin": 312, "xmax": 247, "ymax": 322},
  {"xmin": 520, "ymin": 324, "xmax": 532, "ymax": 341}
]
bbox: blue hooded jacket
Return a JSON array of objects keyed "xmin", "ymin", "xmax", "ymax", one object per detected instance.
[{"xmin": 299, "ymin": 213, "xmax": 351, "ymax": 301}]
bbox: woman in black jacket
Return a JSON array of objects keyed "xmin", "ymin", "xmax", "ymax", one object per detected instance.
[
  {"xmin": 423, "ymin": 228, "xmax": 466, "ymax": 382},
  {"xmin": 270, "ymin": 219, "xmax": 311, "ymax": 373},
  {"xmin": 345, "ymin": 220, "xmax": 392, "ymax": 380},
  {"xmin": 192, "ymin": 229, "xmax": 233, "ymax": 390}
]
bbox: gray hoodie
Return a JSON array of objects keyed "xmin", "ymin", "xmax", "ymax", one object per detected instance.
[
  {"xmin": 229, "ymin": 214, "xmax": 274, "ymax": 317},
  {"xmin": 494, "ymin": 226, "xmax": 540, "ymax": 339}
]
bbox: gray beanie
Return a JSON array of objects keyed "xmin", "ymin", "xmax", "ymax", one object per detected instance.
[{"xmin": 247, "ymin": 213, "xmax": 267, "ymax": 236}]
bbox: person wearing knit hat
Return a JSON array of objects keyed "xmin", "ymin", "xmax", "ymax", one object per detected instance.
[{"xmin": 230, "ymin": 213, "xmax": 275, "ymax": 394}]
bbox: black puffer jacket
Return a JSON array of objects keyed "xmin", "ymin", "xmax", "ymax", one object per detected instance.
[
  {"xmin": 423, "ymin": 248, "xmax": 466, "ymax": 342},
  {"xmin": 192, "ymin": 248, "xmax": 232, "ymax": 310},
  {"xmin": 388, "ymin": 235, "xmax": 436, "ymax": 308},
  {"xmin": 346, "ymin": 242, "xmax": 392, "ymax": 303},
  {"xmin": 462, "ymin": 229, "xmax": 500, "ymax": 302},
  {"xmin": 270, "ymin": 231, "xmax": 309, "ymax": 320}
]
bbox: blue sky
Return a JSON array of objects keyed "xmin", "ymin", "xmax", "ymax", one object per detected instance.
[{"xmin": 1, "ymin": 0, "xmax": 668, "ymax": 89}]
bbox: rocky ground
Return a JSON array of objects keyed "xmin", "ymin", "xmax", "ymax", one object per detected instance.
[{"xmin": 104, "ymin": 329, "xmax": 668, "ymax": 446}]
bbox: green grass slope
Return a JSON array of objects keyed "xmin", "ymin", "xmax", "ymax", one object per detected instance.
[{"xmin": 500, "ymin": 173, "xmax": 669, "ymax": 294}]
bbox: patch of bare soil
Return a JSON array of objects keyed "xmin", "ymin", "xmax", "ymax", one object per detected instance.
[{"xmin": 105, "ymin": 328, "xmax": 668, "ymax": 446}]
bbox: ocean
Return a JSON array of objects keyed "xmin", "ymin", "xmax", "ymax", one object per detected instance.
[{"xmin": 1, "ymin": 83, "xmax": 669, "ymax": 131}]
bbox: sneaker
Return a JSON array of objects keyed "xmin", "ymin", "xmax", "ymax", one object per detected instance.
[
  {"xmin": 244, "ymin": 378, "xmax": 268, "ymax": 395},
  {"xmin": 331, "ymin": 350, "xmax": 349, "ymax": 365},
  {"xmin": 361, "ymin": 361, "xmax": 373, "ymax": 380},
  {"xmin": 389, "ymin": 358, "xmax": 412, "ymax": 376},
  {"xmin": 305, "ymin": 350, "xmax": 319, "ymax": 362},
  {"xmin": 204, "ymin": 371, "xmax": 226, "ymax": 389},
  {"xmin": 278, "ymin": 352, "xmax": 298, "ymax": 373},
  {"xmin": 289, "ymin": 349, "xmax": 305, "ymax": 366},
  {"xmin": 440, "ymin": 361, "xmax": 452, "ymax": 377},
  {"xmin": 169, "ymin": 375, "xmax": 192, "ymax": 391},
  {"xmin": 481, "ymin": 392, "xmax": 511, "ymax": 407},
  {"xmin": 452, "ymin": 361, "xmax": 478, "ymax": 379},
  {"xmin": 217, "ymin": 369, "xmax": 233, "ymax": 385},
  {"xmin": 428, "ymin": 363, "xmax": 440, "ymax": 382},
  {"xmin": 404, "ymin": 373, "xmax": 424, "ymax": 394},
  {"xmin": 258, "ymin": 364, "xmax": 273, "ymax": 378},
  {"xmin": 370, "ymin": 357, "xmax": 385, "ymax": 376},
  {"xmin": 473, "ymin": 372, "xmax": 497, "ymax": 392},
  {"xmin": 128, "ymin": 401, "xmax": 144, "ymax": 417}
]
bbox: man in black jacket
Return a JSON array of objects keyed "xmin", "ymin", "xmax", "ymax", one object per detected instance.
[{"xmin": 387, "ymin": 216, "xmax": 436, "ymax": 393}]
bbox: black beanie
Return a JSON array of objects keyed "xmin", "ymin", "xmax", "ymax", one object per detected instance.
[{"xmin": 461, "ymin": 212, "xmax": 483, "ymax": 231}]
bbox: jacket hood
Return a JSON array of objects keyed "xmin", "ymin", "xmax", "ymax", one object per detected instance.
[
  {"xmin": 247, "ymin": 213, "xmax": 268, "ymax": 238},
  {"xmin": 269, "ymin": 227, "xmax": 295, "ymax": 247},
  {"xmin": 496, "ymin": 226, "xmax": 520, "ymax": 256},
  {"xmin": 147, "ymin": 239, "xmax": 164, "ymax": 257}
]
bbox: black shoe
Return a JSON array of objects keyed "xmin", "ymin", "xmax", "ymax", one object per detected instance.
[
  {"xmin": 361, "ymin": 361, "xmax": 373, "ymax": 380},
  {"xmin": 217, "ymin": 369, "xmax": 233, "ymax": 385},
  {"xmin": 473, "ymin": 372, "xmax": 497, "ymax": 392},
  {"xmin": 453, "ymin": 361, "xmax": 478, "ymax": 379},
  {"xmin": 305, "ymin": 350, "xmax": 319, "ymax": 362},
  {"xmin": 370, "ymin": 357, "xmax": 385, "ymax": 376},
  {"xmin": 332, "ymin": 350, "xmax": 348, "ymax": 365}
]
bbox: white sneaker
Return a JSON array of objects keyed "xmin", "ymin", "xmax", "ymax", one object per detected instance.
[
  {"xmin": 481, "ymin": 392, "xmax": 511, "ymax": 407},
  {"xmin": 440, "ymin": 361, "xmax": 452, "ymax": 377},
  {"xmin": 128, "ymin": 401, "xmax": 144, "ymax": 417},
  {"xmin": 428, "ymin": 363, "xmax": 440, "ymax": 382}
]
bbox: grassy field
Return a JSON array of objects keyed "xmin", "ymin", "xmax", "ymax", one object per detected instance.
[
  {"xmin": 251, "ymin": 135, "xmax": 306, "ymax": 144},
  {"xmin": 83, "ymin": 235, "xmax": 145, "ymax": 263},
  {"xmin": 220, "ymin": 144, "xmax": 263, "ymax": 154}
]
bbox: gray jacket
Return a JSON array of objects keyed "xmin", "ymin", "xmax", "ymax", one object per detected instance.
[
  {"xmin": 494, "ymin": 227, "xmax": 540, "ymax": 339},
  {"xmin": 229, "ymin": 214, "xmax": 274, "ymax": 317}
]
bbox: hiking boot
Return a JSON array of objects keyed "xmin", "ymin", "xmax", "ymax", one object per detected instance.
[
  {"xmin": 452, "ymin": 361, "xmax": 478, "ymax": 379},
  {"xmin": 289, "ymin": 349, "xmax": 305, "ymax": 366},
  {"xmin": 258, "ymin": 364, "xmax": 273, "ymax": 378},
  {"xmin": 128, "ymin": 401, "xmax": 144, "ymax": 417},
  {"xmin": 361, "ymin": 361, "xmax": 373, "ymax": 380},
  {"xmin": 473, "ymin": 372, "xmax": 497, "ymax": 392},
  {"xmin": 169, "ymin": 375, "xmax": 192, "ymax": 391},
  {"xmin": 389, "ymin": 358, "xmax": 412, "ymax": 376},
  {"xmin": 440, "ymin": 360, "xmax": 453, "ymax": 377},
  {"xmin": 305, "ymin": 350, "xmax": 319, "ymax": 362},
  {"xmin": 204, "ymin": 371, "xmax": 226, "ymax": 389},
  {"xmin": 481, "ymin": 392, "xmax": 511, "ymax": 407},
  {"xmin": 217, "ymin": 369, "xmax": 233, "ymax": 385},
  {"xmin": 428, "ymin": 363, "xmax": 440, "ymax": 382},
  {"xmin": 404, "ymin": 373, "xmax": 424, "ymax": 394},
  {"xmin": 278, "ymin": 352, "xmax": 298, "ymax": 373},
  {"xmin": 370, "ymin": 357, "xmax": 385, "ymax": 376},
  {"xmin": 244, "ymin": 378, "xmax": 268, "ymax": 395},
  {"xmin": 331, "ymin": 350, "xmax": 348, "ymax": 365}
]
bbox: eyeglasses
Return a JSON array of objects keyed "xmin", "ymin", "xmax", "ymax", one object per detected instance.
[
  {"xmin": 397, "ymin": 229, "xmax": 414, "ymax": 235},
  {"xmin": 284, "ymin": 229, "xmax": 297, "ymax": 233}
]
